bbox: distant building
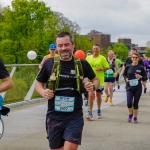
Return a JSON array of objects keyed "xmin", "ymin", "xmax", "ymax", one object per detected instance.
[
  {"xmin": 117, "ymin": 38, "xmax": 147, "ymax": 54},
  {"xmin": 118, "ymin": 38, "xmax": 132, "ymax": 50},
  {"xmin": 86, "ymin": 30, "xmax": 147, "ymax": 54},
  {"xmin": 87, "ymin": 30, "xmax": 111, "ymax": 50}
]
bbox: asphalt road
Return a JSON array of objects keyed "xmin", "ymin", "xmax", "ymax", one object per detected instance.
[{"xmin": 0, "ymin": 83, "xmax": 150, "ymax": 150}]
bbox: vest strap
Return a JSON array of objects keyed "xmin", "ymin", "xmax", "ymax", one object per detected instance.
[{"xmin": 59, "ymin": 74, "xmax": 78, "ymax": 79}]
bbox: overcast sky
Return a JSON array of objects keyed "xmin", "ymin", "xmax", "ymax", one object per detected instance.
[{"xmin": 1, "ymin": 0, "xmax": 150, "ymax": 47}]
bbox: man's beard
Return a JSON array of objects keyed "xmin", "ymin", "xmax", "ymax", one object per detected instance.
[{"xmin": 60, "ymin": 51, "xmax": 73, "ymax": 60}]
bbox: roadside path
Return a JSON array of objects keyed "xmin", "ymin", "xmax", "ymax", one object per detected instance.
[{"xmin": 0, "ymin": 83, "xmax": 150, "ymax": 150}]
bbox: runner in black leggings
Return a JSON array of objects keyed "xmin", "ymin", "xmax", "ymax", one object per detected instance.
[{"xmin": 123, "ymin": 52, "xmax": 147, "ymax": 123}]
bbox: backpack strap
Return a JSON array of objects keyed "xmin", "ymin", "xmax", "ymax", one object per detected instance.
[
  {"xmin": 50, "ymin": 56, "xmax": 60, "ymax": 90},
  {"xmin": 50, "ymin": 56, "xmax": 85, "ymax": 93},
  {"xmin": 74, "ymin": 57, "xmax": 84, "ymax": 94}
]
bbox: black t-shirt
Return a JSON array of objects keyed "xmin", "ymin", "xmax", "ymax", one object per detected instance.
[
  {"xmin": 123, "ymin": 64, "xmax": 147, "ymax": 91},
  {"xmin": 36, "ymin": 57, "xmax": 96, "ymax": 120},
  {"xmin": 124, "ymin": 57, "xmax": 144, "ymax": 67},
  {"xmin": 0, "ymin": 60, "xmax": 9, "ymax": 79}
]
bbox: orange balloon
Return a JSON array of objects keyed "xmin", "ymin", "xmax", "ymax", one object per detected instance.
[{"xmin": 74, "ymin": 50, "xmax": 85, "ymax": 59}]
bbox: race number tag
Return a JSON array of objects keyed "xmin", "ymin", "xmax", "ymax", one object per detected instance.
[
  {"xmin": 106, "ymin": 69, "xmax": 114, "ymax": 74},
  {"xmin": 54, "ymin": 96, "xmax": 75, "ymax": 112},
  {"xmin": 129, "ymin": 79, "xmax": 139, "ymax": 86}
]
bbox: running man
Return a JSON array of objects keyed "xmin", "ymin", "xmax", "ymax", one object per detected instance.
[
  {"xmin": 35, "ymin": 32, "xmax": 99, "ymax": 150},
  {"xmin": 39, "ymin": 44, "xmax": 58, "ymax": 70},
  {"xmin": 0, "ymin": 59, "xmax": 13, "ymax": 115},
  {"xmin": 86, "ymin": 44, "xmax": 109, "ymax": 120},
  {"xmin": 0, "ymin": 60, "xmax": 13, "ymax": 93}
]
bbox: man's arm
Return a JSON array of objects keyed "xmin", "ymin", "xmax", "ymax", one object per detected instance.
[
  {"xmin": 0, "ymin": 77, "xmax": 13, "ymax": 93},
  {"xmin": 35, "ymin": 81, "xmax": 54, "ymax": 100},
  {"xmin": 84, "ymin": 77, "xmax": 100, "ymax": 92},
  {"xmin": 91, "ymin": 77, "xmax": 100, "ymax": 90},
  {"xmin": 35, "ymin": 81, "xmax": 45, "ymax": 96}
]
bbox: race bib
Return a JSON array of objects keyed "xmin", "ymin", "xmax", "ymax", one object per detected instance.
[
  {"xmin": 54, "ymin": 96, "xmax": 75, "ymax": 112},
  {"xmin": 129, "ymin": 79, "xmax": 139, "ymax": 86},
  {"xmin": 106, "ymin": 69, "xmax": 114, "ymax": 74}
]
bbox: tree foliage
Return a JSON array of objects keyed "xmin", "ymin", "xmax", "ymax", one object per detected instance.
[
  {"xmin": 107, "ymin": 42, "xmax": 129, "ymax": 61},
  {"xmin": 0, "ymin": 0, "xmax": 130, "ymax": 64},
  {"xmin": 74, "ymin": 35, "xmax": 94, "ymax": 52},
  {"xmin": 145, "ymin": 48, "xmax": 150, "ymax": 58},
  {"xmin": 0, "ymin": 0, "xmax": 82, "ymax": 64}
]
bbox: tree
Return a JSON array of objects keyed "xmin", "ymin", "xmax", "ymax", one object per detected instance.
[
  {"xmin": 74, "ymin": 34, "xmax": 94, "ymax": 52},
  {"xmin": 0, "ymin": 0, "xmax": 94, "ymax": 64},
  {"xmin": 145, "ymin": 48, "xmax": 150, "ymax": 58},
  {"xmin": 54, "ymin": 12, "xmax": 80, "ymax": 34},
  {"xmin": 0, "ymin": 0, "xmax": 54, "ymax": 63},
  {"xmin": 0, "ymin": 0, "xmax": 81, "ymax": 64},
  {"xmin": 107, "ymin": 42, "xmax": 129, "ymax": 61}
]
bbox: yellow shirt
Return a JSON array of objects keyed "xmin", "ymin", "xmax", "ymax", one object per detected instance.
[
  {"xmin": 46, "ymin": 54, "xmax": 58, "ymax": 59},
  {"xmin": 86, "ymin": 55, "xmax": 109, "ymax": 86}
]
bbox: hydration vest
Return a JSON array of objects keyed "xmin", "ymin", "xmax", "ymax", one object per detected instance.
[
  {"xmin": 107, "ymin": 58, "xmax": 116, "ymax": 72},
  {"xmin": 49, "ymin": 56, "xmax": 85, "ymax": 94}
]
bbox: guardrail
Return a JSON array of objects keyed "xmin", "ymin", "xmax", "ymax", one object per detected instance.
[{"xmin": 2, "ymin": 64, "xmax": 41, "ymax": 105}]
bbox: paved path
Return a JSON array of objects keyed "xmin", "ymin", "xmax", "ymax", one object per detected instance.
[{"xmin": 0, "ymin": 83, "xmax": 150, "ymax": 150}]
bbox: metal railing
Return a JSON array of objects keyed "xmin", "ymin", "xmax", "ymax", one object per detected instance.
[{"xmin": 2, "ymin": 64, "xmax": 41, "ymax": 105}]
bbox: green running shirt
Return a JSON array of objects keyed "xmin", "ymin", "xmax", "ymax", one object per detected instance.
[{"xmin": 86, "ymin": 55, "xmax": 109, "ymax": 86}]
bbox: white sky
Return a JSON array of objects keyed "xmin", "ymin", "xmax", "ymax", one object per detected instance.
[{"xmin": 1, "ymin": 0, "xmax": 150, "ymax": 47}]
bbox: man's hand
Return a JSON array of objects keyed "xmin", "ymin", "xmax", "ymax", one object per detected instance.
[
  {"xmin": 84, "ymin": 82, "xmax": 95, "ymax": 92},
  {"xmin": 42, "ymin": 89, "xmax": 54, "ymax": 99}
]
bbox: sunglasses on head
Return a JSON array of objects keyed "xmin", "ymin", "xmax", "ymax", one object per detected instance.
[{"xmin": 50, "ymin": 49, "xmax": 56, "ymax": 50}]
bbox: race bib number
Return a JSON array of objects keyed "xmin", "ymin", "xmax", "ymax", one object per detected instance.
[
  {"xmin": 106, "ymin": 69, "xmax": 114, "ymax": 74},
  {"xmin": 54, "ymin": 96, "xmax": 75, "ymax": 112},
  {"xmin": 129, "ymin": 79, "xmax": 139, "ymax": 86}
]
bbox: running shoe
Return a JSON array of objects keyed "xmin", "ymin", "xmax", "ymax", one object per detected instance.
[
  {"xmin": 104, "ymin": 95, "xmax": 109, "ymax": 103},
  {"xmin": 97, "ymin": 109, "xmax": 101, "ymax": 119},
  {"xmin": 86, "ymin": 112, "xmax": 93, "ymax": 120},
  {"xmin": 109, "ymin": 101, "xmax": 113, "ymax": 106},
  {"xmin": 117, "ymin": 85, "xmax": 120, "ymax": 89},
  {"xmin": 128, "ymin": 114, "xmax": 133, "ymax": 122},
  {"xmin": 134, "ymin": 117, "xmax": 138, "ymax": 123}
]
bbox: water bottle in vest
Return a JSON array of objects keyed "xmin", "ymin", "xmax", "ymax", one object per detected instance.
[{"xmin": 48, "ymin": 73, "xmax": 56, "ymax": 90}]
